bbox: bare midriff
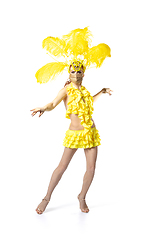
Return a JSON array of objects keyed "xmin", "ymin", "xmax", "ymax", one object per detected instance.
[
  {"xmin": 63, "ymin": 86, "xmax": 96, "ymax": 131},
  {"xmin": 69, "ymin": 114, "xmax": 96, "ymax": 130}
]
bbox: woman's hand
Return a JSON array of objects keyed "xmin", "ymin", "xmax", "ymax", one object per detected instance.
[
  {"xmin": 30, "ymin": 107, "xmax": 45, "ymax": 117},
  {"xmin": 101, "ymin": 88, "xmax": 113, "ymax": 95}
]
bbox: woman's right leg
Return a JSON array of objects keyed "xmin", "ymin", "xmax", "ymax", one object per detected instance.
[{"xmin": 36, "ymin": 147, "xmax": 77, "ymax": 214}]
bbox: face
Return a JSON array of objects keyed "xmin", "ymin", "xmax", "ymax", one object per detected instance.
[{"xmin": 69, "ymin": 66, "xmax": 84, "ymax": 85}]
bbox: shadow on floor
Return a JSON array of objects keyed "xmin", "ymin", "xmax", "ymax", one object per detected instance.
[
  {"xmin": 45, "ymin": 202, "xmax": 76, "ymax": 213},
  {"xmin": 45, "ymin": 201, "xmax": 117, "ymax": 213}
]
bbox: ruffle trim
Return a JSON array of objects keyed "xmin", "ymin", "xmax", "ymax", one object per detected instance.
[
  {"xmin": 66, "ymin": 83, "xmax": 94, "ymax": 130},
  {"xmin": 63, "ymin": 127, "xmax": 101, "ymax": 149}
]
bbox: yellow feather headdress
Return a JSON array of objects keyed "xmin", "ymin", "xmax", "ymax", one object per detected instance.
[{"xmin": 35, "ymin": 27, "xmax": 111, "ymax": 84}]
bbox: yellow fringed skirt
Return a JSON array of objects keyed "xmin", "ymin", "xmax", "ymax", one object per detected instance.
[{"xmin": 63, "ymin": 127, "xmax": 101, "ymax": 149}]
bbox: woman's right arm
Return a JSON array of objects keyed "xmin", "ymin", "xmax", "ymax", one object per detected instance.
[{"xmin": 30, "ymin": 87, "xmax": 67, "ymax": 117}]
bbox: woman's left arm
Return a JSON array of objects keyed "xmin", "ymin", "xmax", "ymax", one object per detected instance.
[{"xmin": 93, "ymin": 88, "xmax": 113, "ymax": 102}]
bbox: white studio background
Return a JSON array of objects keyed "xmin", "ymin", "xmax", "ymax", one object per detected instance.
[{"xmin": 0, "ymin": 0, "xmax": 160, "ymax": 239}]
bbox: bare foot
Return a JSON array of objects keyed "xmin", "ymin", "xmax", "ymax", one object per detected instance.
[
  {"xmin": 36, "ymin": 198, "xmax": 50, "ymax": 214},
  {"xmin": 77, "ymin": 194, "xmax": 89, "ymax": 213}
]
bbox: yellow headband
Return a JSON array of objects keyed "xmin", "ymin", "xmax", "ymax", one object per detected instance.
[{"xmin": 68, "ymin": 60, "xmax": 86, "ymax": 73}]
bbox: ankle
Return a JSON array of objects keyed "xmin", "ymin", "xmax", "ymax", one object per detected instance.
[
  {"xmin": 78, "ymin": 193, "xmax": 86, "ymax": 200},
  {"xmin": 44, "ymin": 195, "xmax": 51, "ymax": 202}
]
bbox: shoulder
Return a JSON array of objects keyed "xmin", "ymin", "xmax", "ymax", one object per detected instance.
[
  {"xmin": 65, "ymin": 83, "xmax": 73, "ymax": 93},
  {"xmin": 60, "ymin": 85, "xmax": 68, "ymax": 92},
  {"xmin": 56, "ymin": 86, "xmax": 68, "ymax": 98},
  {"xmin": 82, "ymin": 85, "xmax": 91, "ymax": 94}
]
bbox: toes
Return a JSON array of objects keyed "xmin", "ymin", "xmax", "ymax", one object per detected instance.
[
  {"xmin": 36, "ymin": 208, "xmax": 43, "ymax": 214},
  {"xmin": 82, "ymin": 208, "xmax": 89, "ymax": 213},
  {"xmin": 37, "ymin": 211, "xmax": 42, "ymax": 214}
]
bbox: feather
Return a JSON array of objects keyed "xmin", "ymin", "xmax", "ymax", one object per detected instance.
[
  {"xmin": 35, "ymin": 27, "xmax": 111, "ymax": 83},
  {"xmin": 62, "ymin": 27, "xmax": 92, "ymax": 58},
  {"xmin": 35, "ymin": 62, "xmax": 68, "ymax": 84},
  {"xmin": 42, "ymin": 37, "xmax": 67, "ymax": 58},
  {"xmin": 86, "ymin": 43, "xmax": 111, "ymax": 68}
]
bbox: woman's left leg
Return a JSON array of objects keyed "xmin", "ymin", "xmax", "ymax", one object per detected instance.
[{"xmin": 78, "ymin": 146, "xmax": 98, "ymax": 213}]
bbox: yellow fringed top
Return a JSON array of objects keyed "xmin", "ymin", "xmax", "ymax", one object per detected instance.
[{"xmin": 66, "ymin": 82, "xmax": 94, "ymax": 132}]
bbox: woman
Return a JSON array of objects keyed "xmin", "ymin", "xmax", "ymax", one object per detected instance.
[{"xmin": 31, "ymin": 63, "xmax": 113, "ymax": 214}]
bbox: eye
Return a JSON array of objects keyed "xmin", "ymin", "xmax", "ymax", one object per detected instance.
[
  {"xmin": 71, "ymin": 71, "xmax": 75, "ymax": 73},
  {"xmin": 77, "ymin": 71, "xmax": 82, "ymax": 73}
]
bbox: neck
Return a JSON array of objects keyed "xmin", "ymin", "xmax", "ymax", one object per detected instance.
[{"xmin": 71, "ymin": 82, "xmax": 82, "ymax": 90}]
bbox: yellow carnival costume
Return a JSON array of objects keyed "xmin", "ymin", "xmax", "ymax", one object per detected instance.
[
  {"xmin": 35, "ymin": 27, "xmax": 111, "ymax": 149},
  {"xmin": 63, "ymin": 82, "xmax": 101, "ymax": 148}
]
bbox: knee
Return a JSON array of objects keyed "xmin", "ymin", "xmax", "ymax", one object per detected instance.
[
  {"xmin": 57, "ymin": 164, "xmax": 68, "ymax": 174},
  {"xmin": 87, "ymin": 165, "xmax": 96, "ymax": 174}
]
